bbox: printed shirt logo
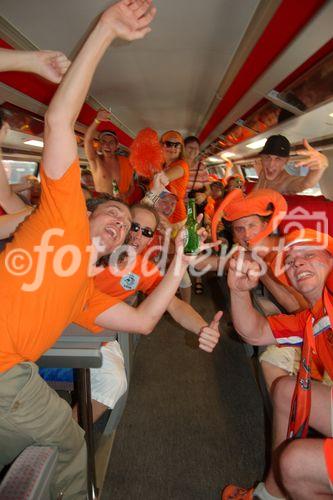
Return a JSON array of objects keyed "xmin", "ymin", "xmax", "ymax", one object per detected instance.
[{"xmin": 120, "ymin": 272, "xmax": 140, "ymax": 291}]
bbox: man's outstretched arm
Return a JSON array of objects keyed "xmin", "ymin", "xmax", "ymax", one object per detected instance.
[
  {"xmin": 43, "ymin": 0, "xmax": 156, "ymax": 180},
  {"xmin": 166, "ymin": 296, "xmax": 221, "ymax": 352},
  {"xmin": 0, "ymin": 48, "xmax": 70, "ymax": 83},
  {"xmin": 84, "ymin": 109, "xmax": 111, "ymax": 168}
]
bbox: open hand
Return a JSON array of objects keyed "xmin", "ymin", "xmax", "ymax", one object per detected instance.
[
  {"xmin": 294, "ymin": 139, "xmax": 328, "ymax": 172},
  {"xmin": 101, "ymin": 0, "xmax": 156, "ymax": 42},
  {"xmin": 34, "ymin": 50, "xmax": 70, "ymax": 84},
  {"xmin": 198, "ymin": 311, "xmax": 222, "ymax": 353}
]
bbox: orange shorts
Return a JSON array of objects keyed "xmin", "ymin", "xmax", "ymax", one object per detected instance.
[{"xmin": 324, "ymin": 439, "xmax": 333, "ymax": 487}]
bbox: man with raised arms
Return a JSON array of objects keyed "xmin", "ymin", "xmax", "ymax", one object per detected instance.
[
  {"xmin": 0, "ymin": 2, "xmax": 221, "ymax": 498},
  {"xmin": 254, "ymin": 134, "xmax": 328, "ymax": 194},
  {"xmin": 222, "ymin": 229, "xmax": 333, "ymax": 500},
  {"xmin": 84, "ymin": 109, "xmax": 134, "ymax": 198}
]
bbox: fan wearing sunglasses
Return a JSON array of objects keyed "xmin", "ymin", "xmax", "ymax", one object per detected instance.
[
  {"xmin": 91, "ymin": 204, "xmax": 222, "ymax": 423},
  {"xmin": 157, "ymin": 130, "xmax": 189, "ymax": 227}
]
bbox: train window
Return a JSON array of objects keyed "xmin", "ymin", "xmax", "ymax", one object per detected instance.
[
  {"xmin": 2, "ymin": 160, "xmax": 38, "ymax": 184},
  {"xmin": 242, "ymin": 166, "xmax": 258, "ymax": 180}
]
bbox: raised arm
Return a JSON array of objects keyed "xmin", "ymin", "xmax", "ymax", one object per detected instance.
[
  {"xmin": 95, "ymin": 227, "xmax": 217, "ymax": 334},
  {"xmin": 0, "ymin": 208, "xmax": 33, "ymax": 239},
  {"xmin": 260, "ymin": 270, "xmax": 307, "ymax": 313},
  {"xmin": 0, "ymin": 123, "xmax": 27, "ymax": 213},
  {"xmin": 287, "ymin": 139, "xmax": 328, "ymax": 193},
  {"xmin": 167, "ymin": 296, "xmax": 222, "ymax": 352},
  {"xmin": 228, "ymin": 255, "xmax": 276, "ymax": 345},
  {"xmin": 164, "ymin": 162, "xmax": 185, "ymax": 182},
  {"xmin": 43, "ymin": 0, "xmax": 156, "ymax": 179},
  {"xmin": 0, "ymin": 48, "xmax": 70, "ymax": 83},
  {"xmin": 84, "ymin": 109, "xmax": 112, "ymax": 168},
  {"xmin": 95, "ymin": 252, "xmax": 189, "ymax": 334}
]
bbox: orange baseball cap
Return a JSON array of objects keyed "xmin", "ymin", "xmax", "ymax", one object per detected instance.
[{"xmin": 160, "ymin": 130, "xmax": 184, "ymax": 145}]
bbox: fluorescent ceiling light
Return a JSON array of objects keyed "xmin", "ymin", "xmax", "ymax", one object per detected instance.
[
  {"xmin": 329, "ymin": 112, "xmax": 333, "ymax": 117},
  {"xmin": 246, "ymin": 138, "xmax": 267, "ymax": 150},
  {"xmin": 207, "ymin": 156, "xmax": 222, "ymax": 163},
  {"xmin": 220, "ymin": 152, "xmax": 236, "ymax": 158},
  {"xmin": 23, "ymin": 139, "xmax": 44, "ymax": 148}
]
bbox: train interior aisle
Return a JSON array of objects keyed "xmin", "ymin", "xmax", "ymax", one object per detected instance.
[{"xmin": 101, "ymin": 278, "xmax": 265, "ymax": 500}]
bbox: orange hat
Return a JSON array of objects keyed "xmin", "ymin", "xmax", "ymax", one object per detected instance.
[
  {"xmin": 270, "ymin": 228, "xmax": 333, "ymax": 286},
  {"xmin": 160, "ymin": 130, "xmax": 184, "ymax": 145},
  {"xmin": 211, "ymin": 188, "xmax": 287, "ymax": 247}
]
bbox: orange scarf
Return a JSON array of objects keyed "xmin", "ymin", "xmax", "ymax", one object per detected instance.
[{"xmin": 287, "ymin": 288, "xmax": 333, "ymax": 438}]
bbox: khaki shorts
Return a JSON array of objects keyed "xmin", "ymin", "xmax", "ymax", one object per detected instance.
[
  {"xmin": 259, "ymin": 344, "xmax": 333, "ymax": 387},
  {"xmin": 179, "ymin": 270, "xmax": 192, "ymax": 289},
  {"xmin": 0, "ymin": 362, "xmax": 87, "ymax": 499}
]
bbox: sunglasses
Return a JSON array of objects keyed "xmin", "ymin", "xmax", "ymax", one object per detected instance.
[
  {"xmin": 163, "ymin": 141, "xmax": 182, "ymax": 148},
  {"xmin": 130, "ymin": 222, "xmax": 154, "ymax": 238}
]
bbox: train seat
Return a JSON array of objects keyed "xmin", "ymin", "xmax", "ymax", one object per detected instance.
[{"xmin": 0, "ymin": 446, "xmax": 58, "ymax": 499}]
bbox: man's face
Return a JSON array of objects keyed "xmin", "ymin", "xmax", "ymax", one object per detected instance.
[
  {"xmin": 89, "ymin": 201, "xmax": 132, "ymax": 256},
  {"xmin": 155, "ymin": 192, "xmax": 177, "ymax": 217},
  {"xmin": 99, "ymin": 134, "xmax": 118, "ymax": 156},
  {"xmin": 185, "ymin": 141, "xmax": 200, "ymax": 162},
  {"xmin": 128, "ymin": 207, "xmax": 157, "ymax": 255},
  {"xmin": 261, "ymin": 154, "xmax": 288, "ymax": 181},
  {"xmin": 210, "ymin": 184, "xmax": 224, "ymax": 200},
  {"xmin": 285, "ymin": 246, "xmax": 333, "ymax": 304},
  {"xmin": 227, "ymin": 178, "xmax": 244, "ymax": 192},
  {"xmin": 232, "ymin": 215, "xmax": 267, "ymax": 248}
]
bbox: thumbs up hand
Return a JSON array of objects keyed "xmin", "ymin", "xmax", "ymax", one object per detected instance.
[{"xmin": 198, "ymin": 311, "xmax": 223, "ymax": 352}]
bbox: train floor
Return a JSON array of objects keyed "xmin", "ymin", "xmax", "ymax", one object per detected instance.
[{"xmin": 100, "ymin": 277, "xmax": 266, "ymax": 500}]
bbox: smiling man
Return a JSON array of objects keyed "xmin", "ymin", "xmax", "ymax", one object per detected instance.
[
  {"xmin": 90, "ymin": 203, "xmax": 222, "ymax": 421},
  {"xmin": 222, "ymin": 228, "xmax": 333, "ymax": 500},
  {"xmin": 0, "ymin": 2, "xmax": 194, "ymax": 498},
  {"xmin": 84, "ymin": 109, "xmax": 134, "ymax": 198}
]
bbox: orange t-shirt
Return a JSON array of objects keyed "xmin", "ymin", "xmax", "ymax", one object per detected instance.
[
  {"xmin": 267, "ymin": 297, "xmax": 333, "ymax": 381},
  {"xmin": 166, "ymin": 159, "xmax": 189, "ymax": 224},
  {"xmin": 94, "ymin": 254, "xmax": 163, "ymax": 301},
  {"xmin": 118, "ymin": 156, "xmax": 134, "ymax": 195},
  {"xmin": 0, "ymin": 159, "xmax": 120, "ymax": 373}
]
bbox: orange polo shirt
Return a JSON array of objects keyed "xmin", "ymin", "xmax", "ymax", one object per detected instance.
[
  {"xmin": 94, "ymin": 254, "xmax": 163, "ymax": 301},
  {"xmin": 166, "ymin": 159, "xmax": 189, "ymax": 224},
  {"xmin": 0, "ymin": 159, "xmax": 120, "ymax": 373},
  {"xmin": 268, "ymin": 296, "xmax": 333, "ymax": 381}
]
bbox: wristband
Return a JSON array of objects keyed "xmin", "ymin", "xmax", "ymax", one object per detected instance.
[{"xmin": 143, "ymin": 190, "xmax": 160, "ymax": 206}]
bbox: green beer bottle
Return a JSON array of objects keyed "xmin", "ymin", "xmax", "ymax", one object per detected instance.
[
  {"xmin": 112, "ymin": 179, "xmax": 120, "ymax": 198},
  {"xmin": 184, "ymin": 199, "xmax": 200, "ymax": 255}
]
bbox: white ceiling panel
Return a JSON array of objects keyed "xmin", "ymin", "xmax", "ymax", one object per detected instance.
[{"xmin": 1, "ymin": 0, "xmax": 260, "ymax": 136}]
